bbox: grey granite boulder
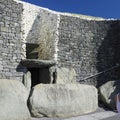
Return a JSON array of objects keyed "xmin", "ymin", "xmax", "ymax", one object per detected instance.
[
  {"xmin": 29, "ymin": 84, "xmax": 98, "ymax": 118},
  {"xmin": 56, "ymin": 67, "xmax": 76, "ymax": 84},
  {"xmin": 23, "ymin": 70, "xmax": 31, "ymax": 93},
  {"xmin": 98, "ymin": 80, "xmax": 120, "ymax": 110},
  {"xmin": 0, "ymin": 79, "xmax": 31, "ymax": 120}
]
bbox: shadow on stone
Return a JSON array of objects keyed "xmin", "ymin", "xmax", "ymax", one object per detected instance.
[{"xmin": 96, "ymin": 21, "xmax": 120, "ymax": 87}]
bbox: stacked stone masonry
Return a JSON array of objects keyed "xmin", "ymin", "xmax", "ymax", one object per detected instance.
[
  {"xmin": 0, "ymin": 0, "xmax": 26, "ymax": 81},
  {"xmin": 58, "ymin": 15, "xmax": 120, "ymax": 86},
  {"xmin": 1, "ymin": 0, "xmax": 120, "ymax": 87}
]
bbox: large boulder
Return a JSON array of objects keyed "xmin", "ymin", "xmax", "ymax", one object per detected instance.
[
  {"xmin": 0, "ymin": 79, "xmax": 31, "ymax": 120},
  {"xmin": 56, "ymin": 67, "xmax": 76, "ymax": 84},
  {"xmin": 29, "ymin": 84, "xmax": 98, "ymax": 118},
  {"xmin": 98, "ymin": 80, "xmax": 120, "ymax": 110}
]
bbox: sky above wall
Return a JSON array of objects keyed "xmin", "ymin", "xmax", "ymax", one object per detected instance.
[{"xmin": 21, "ymin": 0, "xmax": 120, "ymax": 19}]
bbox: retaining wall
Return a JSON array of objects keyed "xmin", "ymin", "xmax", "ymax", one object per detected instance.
[
  {"xmin": 0, "ymin": 0, "xmax": 25, "ymax": 81},
  {"xmin": 58, "ymin": 15, "xmax": 120, "ymax": 86}
]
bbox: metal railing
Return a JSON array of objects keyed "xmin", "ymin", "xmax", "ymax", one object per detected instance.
[{"xmin": 79, "ymin": 64, "xmax": 120, "ymax": 82}]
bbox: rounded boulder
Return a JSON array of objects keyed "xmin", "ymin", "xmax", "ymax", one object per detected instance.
[
  {"xmin": 0, "ymin": 79, "xmax": 31, "ymax": 120},
  {"xmin": 29, "ymin": 84, "xmax": 98, "ymax": 118}
]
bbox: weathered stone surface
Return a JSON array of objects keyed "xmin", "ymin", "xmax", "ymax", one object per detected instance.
[
  {"xmin": 0, "ymin": 79, "xmax": 31, "ymax": 120},
  {"xmin": 0, "ymin": 0, "xmax": 25, "ymax": 81},
  {"xmin": 98, "ymin": 80, "xmax": 120, "ymax": 110},
  {"xmin": 21, "ymin": 59, "xmax": 56, "ymax": 68},
  {"xmin": 29, "ymin": 84, "xmax": 98, "ymax": 118},
  {"xmin": 49, "ymin": 66, "xmax": 57, "ymax": 83},
  {"xmin": 22, "ymin": 2, "xmax": 58, "ymax": 60},
  {"xmin": 23, "ymin": 70, "xmax": 31, "ymax": 93},
  {"xmin": 58, "ymin": 14, "xmax": 120, "ymax": 87},
  {"xmin": 56, "ymin": 67, "xmax": 76, "ymax": 84}
]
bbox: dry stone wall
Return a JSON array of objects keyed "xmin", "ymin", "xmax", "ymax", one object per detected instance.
[
  {"xmin": 1, "ymin": 0, "xmax": 120, "ymax": 87},
  {"xmin": 58, "ymin": 15, "xmax": 120, "ymax": 87},
  {"xmin": 0, "ymin": 0, "xmax": 26, "ymax": 81}
]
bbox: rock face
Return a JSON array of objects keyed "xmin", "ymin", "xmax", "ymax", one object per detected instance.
[
  {"xmin": 56, "ymin": 67, "xmax": 76, "ymax": 84},
  {"xmin": 98, "ymin": 80, "xmax": 120, "ymax": 110},
  {"xmin": 29, "ymin": 84, "xmax": 98, "ymax": 118},
  {"xmin": 23, "ymin": 70, "xmax": 31, "ymax": 93},
  {"xmin": 0, "ymin": 79, "xmax": 31, "ymax": 120}
]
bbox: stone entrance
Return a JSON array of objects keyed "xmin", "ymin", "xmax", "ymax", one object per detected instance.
[
  {"xmin": 21, "ymin": 59, "xmax": 56, "ymax": 87},
  {"xmin": 28, "ymin": 68, "xmax": 51, "ymax": 86}
]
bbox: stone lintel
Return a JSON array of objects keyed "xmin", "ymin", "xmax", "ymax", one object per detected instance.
[{"xmin": 21, "ymin": 59, "xmax": 56, "ymax": 68}]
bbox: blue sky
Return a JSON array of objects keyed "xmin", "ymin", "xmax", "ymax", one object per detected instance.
[{"xmin": 21, "ymin": 0, "xmax": 120, "ymax": 19}]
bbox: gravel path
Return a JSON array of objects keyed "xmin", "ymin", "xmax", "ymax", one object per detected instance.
[
  {"xmin": 31, "ymin": 107, "xmax": 120, "ymax": 120},
  {"xmin": 101, "ymin": 115, "xmax": 119, "ymax": 120}
]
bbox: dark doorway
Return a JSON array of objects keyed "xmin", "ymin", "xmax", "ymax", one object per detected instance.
[
  {"xmin": 28, "ymin": 68, "xmax": 39, "ymax": 87},
  {"xmin": 28, "ymin": 67, "xmax": 51, "ymax": 87}
]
